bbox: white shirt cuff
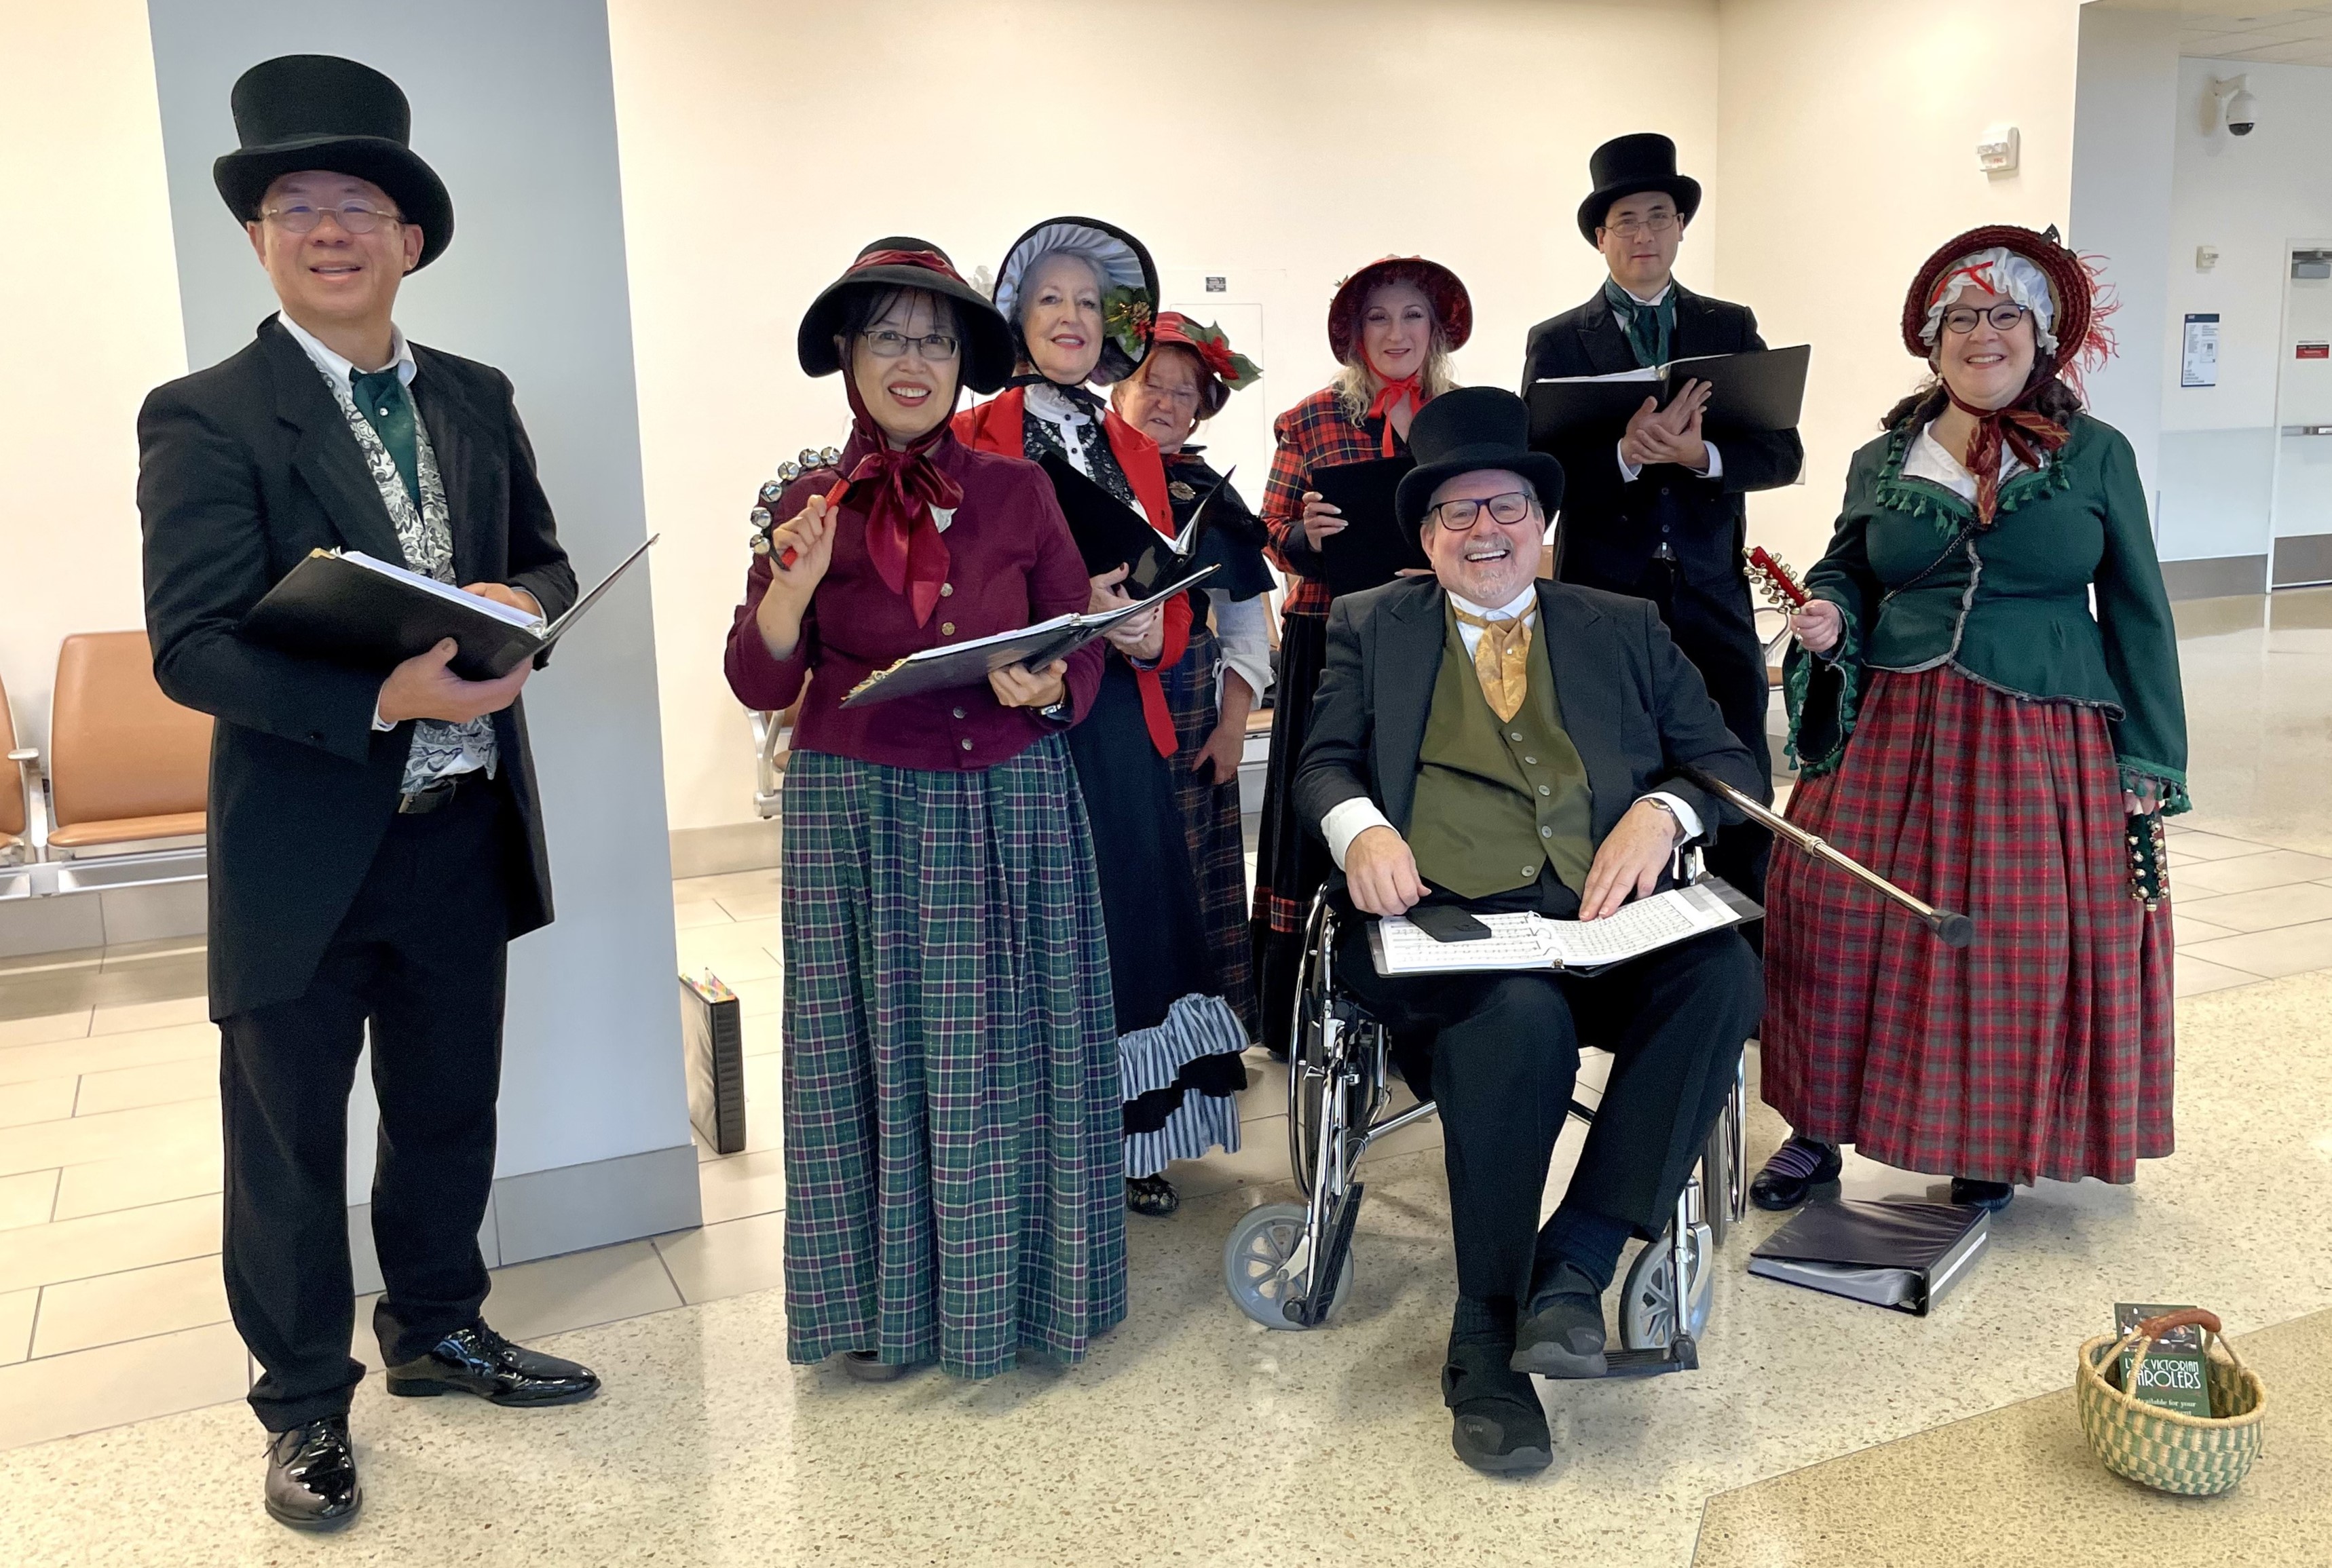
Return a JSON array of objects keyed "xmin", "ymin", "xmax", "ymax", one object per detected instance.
[
  {"xmin": 1617, "ymin": 441, "xmax": 1642, "ymax": 484},
  {"xmin": 1644, "ymin": 790, "xmax": 1702, "ymax": 841},
  {"xmin": 1699, "ymin": 442, "xmax": 1723, "ymax": 480},
  {"xmin": 1323, "ymin": 797, "xmax": 1394, "ymax": 870},
  {"xmin": 372, "ymin": 700, "xmax": 394, "ymax": 733}
]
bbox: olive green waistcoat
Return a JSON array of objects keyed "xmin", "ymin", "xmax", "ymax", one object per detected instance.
[{"xmin": 1407, "ymin": 609, "xmax": 1595, "ymax": 898}]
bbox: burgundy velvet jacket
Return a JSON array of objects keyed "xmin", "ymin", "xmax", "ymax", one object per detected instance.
[{"xmin": 723, "ymin": 427, "xmax": 1102, "ymax": 771}]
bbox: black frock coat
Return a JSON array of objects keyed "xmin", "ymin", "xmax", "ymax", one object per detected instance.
[
  {"xmin": 137, "ymin": 318, "xmax": 578, "ymax": 1018},
  {"xmin": 1520, "ymin": 283, "xmax": 1802, "ymax": 776}
]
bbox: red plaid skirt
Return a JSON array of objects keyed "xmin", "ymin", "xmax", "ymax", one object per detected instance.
[{"xmin": 1763, "ymin": 666, "xmax": 2175, "ymax": 1185}]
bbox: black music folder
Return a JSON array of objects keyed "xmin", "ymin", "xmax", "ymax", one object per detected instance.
[
  {"xmin": 838, "ymin": 562, "xmax": 1221, "ymax": 709},
  {"xmin": 1526, "ymin": 344, "xmax": 1810, "ymax": 447},
  {"xmin": 679, "ymin": 972, "xmax": 745, "ymax": 1156},
  {"xmin": 1042, "ymin": 454, "xmax": 1246, "ymax": 599},
  {"xmin": 1311, "ymin": 455, "xmax": 1427, "ymax": 599},
  {"xmin": 1748, "ymin": 1198, "xmax": 1990, "ymax": 1316},
  {"xmin": 241, "ymin": 534, "xmax": 656, "ymax": 681}
]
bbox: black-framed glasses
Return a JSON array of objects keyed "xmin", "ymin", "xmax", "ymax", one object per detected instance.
[
  {"xmin": 1940, "ymin": 303, "xmax": 2031, "ymax": 335},
  {"xmin": 261, "ymin": 200, "xmax": 402, "ymax": 235},
  {"xmin": 1604, "ymin": 212, "xmax": 1679, "ymax": 239},
  {"xmin": 860, "ymin": 328, "xmax": 960, "ymax": 362},
  {"xmin": 1429, "ymin": 491, "xmax": 1537, "ymax": 531}
]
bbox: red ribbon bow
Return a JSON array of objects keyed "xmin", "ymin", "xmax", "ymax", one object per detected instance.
[
  {"xmin": 1366, "ymin": 372, "xmax": 1423, "ymax": 457},
  {"xmin": 1944, "ymin": 386, "xmax": 2069, "ymax": 527},
  {"xmin": 837, "ymin": 381, "xmax": 962, "ymax": 625}
]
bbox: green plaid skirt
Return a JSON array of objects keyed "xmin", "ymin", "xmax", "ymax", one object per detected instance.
[{"xmin": 778, "ymin": 738, "xmax": 1127, "ymax": 1377}]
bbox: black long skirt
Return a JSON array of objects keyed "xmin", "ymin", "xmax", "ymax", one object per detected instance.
[
  {"xmin": 1249, "ymin": 609, "xmax": 1332, "ymax": 1056},
  {"xmin": 1066, "ymin": 657, "xmax": 1246, "ymax": 1178}
]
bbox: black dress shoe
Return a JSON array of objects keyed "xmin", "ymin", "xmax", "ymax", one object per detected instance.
[
  {"xmin": 264, "ymin": 1415, "xmax": 360, "ymax": 1532},
  {"xmin": 1510, "ymin": 1293, "xmax": 1608, "ymax": 1379},
  {"xmin": 385, "ymin": 1321, "xmax": 601, "ymax": 1407},
  {"xmin": 1444, "ymin": 1341, "xmax": 1551, "ymax": 1476},
  {"xmin": 1750, "ymin": 1136, "xmax": 1843, "ymax": 1211},
  {"xmin": 1950, "ymin": 1177, "xmax": 2015, "ymax": 1211}
]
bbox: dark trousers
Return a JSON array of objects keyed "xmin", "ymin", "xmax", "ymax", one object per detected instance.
[
  {"xmin": 1338, "ymin": 923, "xmax": 1759, "ymax": 1306},
  {"xmin": 219, "ymin": 776, "xmax": 514, "ymax": 1431}
]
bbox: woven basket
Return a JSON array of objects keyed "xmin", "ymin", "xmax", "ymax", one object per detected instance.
[{"xmin": 2076, "ymin": 1308, "xmax": 2266, "ymax": 1497}]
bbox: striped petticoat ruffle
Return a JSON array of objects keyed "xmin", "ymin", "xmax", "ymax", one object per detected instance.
[{"xmin": 1117, "ymin": 992, "xmax": 1247, "ymax": 1179}]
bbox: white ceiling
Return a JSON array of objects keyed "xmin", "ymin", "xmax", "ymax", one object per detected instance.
[{"xmin": 2097, "ymin": 3, "xmax": 2332, "ymax": 65}]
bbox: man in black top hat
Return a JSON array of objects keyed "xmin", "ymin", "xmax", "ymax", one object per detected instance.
[
  {"xmin": 137, "ymin": 54, "xmax": 598, "ymax": 1533},
  {"xmin": 1521, "ymin": 133, "xmax": 1803, "ymax": 918},
  {"xmin": 1297, "ymin": 386, "xmax": 1763, "ymax": 1476}
]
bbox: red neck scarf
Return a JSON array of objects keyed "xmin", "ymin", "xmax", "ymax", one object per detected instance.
[
  {"xmin": 1364, "ymin": 360, "xmax": 1423, "ymax": 457},
  {"xmin": 838, "ymin": 378, "xmax": 962, "ymax": 625},
  {"xmin": 1943, "ymin": 382, "xmax": 2069, "ymax": 527}
]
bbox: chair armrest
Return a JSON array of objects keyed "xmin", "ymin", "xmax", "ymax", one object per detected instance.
[
  {"xmin": 749, "ymin": 712, "xmax": 785, "ymax": 820},
  {"xmin": 7, "ymin": 747, "xmax": 45, "ymax": 862}
]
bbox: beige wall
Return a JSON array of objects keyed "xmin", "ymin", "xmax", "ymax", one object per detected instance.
[
  {"xmin": 608, "ymin": 0, "xmax": 1723, "ymax": 836},
  {"xmin": 0, "ymin": 0, "xmax": 187, "ymax": 750},
  {"xmin": 1714, "ymin": 0, "xmax": 2084, "ymax": 571}
]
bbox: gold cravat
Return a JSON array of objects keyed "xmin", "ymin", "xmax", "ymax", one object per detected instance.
[{"xmin": 1450, "ymin": 603, "xmax": 1535, "ymax": 723}]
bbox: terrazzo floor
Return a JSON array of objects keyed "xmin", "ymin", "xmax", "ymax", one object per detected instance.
[{"xmin": 0, "ymin": 591, "xmax": 2329, "ymax": 1561}]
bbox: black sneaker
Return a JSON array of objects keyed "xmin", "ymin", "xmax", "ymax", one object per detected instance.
[
  {"xmin": 1949, "ymin": 1177, "xmax": 2014, "ymax": 1212},
  {"xmin": 1750, "ymin": 1136, "xmax": 1842, "ymax": 1211},
  {"xmin": 1444, "ymin": 1341, "xmax": 1551, "ymax": 1476}
]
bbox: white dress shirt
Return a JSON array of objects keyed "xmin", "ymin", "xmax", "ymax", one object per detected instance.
[
  {"xmin": 1901, "ymin": 419, "xmax": 2034, "ymax": 500},
  {"xmin": 1320, "ymin": 584, "xmax": 1701, "ymax": 871}
]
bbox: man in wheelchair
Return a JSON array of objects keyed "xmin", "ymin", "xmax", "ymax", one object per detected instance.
[{"xmin": 1296, "ymin": 387, "xmax": 1766, "ymax": 1475}]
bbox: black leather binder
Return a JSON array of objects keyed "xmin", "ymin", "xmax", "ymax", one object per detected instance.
[
  {"xmin": 1526, "ymin": 344, "xmax": 1810, "ymax": 446},
  {"xmin": 240, "ymin": 534, "xmax": 655, "ymax": 681},
  {"xmin": 1310, "ymin": 455, "xmax": 1425, "ymax": 598},
  {"xmin": 1748, "ymin": 1198, "xmax": 1990, "ymax": 1315},
  {"xmin": 679, "ymin": 972, "xmax": 745, "ymax": 1156},
  {"xmin": 1040, "ymin": 453, "xmax": 1240, "ymax": 600}
]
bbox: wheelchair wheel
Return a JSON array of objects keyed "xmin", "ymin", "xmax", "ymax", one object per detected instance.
[
  {"xmin": 1618, "ymin": 1221, "xmax": 1713, "ymax": 1350},
  {"xmin": 1223, "ymin": 1202, "xmax": 1354, "ymax": 1331}
]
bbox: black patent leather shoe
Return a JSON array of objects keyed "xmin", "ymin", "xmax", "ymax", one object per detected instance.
[
  {"xmin": 1950, "ymin": 1177, "xmax": 2015, "ymax": 1212},
  {"xmin": 385, "ymin": 1321, "xmax": 601, "ymax": 1407},
  {"xmin": 264, "ymin": 1415, "xmax": 360, "ymax": 1531},
  {"xmin": 1750, "ymin": 1136, "xmax": 1843, "ymax": 1211}
]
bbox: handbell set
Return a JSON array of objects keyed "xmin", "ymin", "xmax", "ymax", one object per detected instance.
[
  {"xmin": 749, "ymin": 446, "xmax": 846, "ymax": 569},
  {"xmin": 1679, "ymin": 765, "xmax": 1975, "ymax": 949}
]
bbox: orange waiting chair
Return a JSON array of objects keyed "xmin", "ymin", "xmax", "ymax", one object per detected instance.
[{"xmin": 43, "ymin": 632, "xmax": 212, "ymax": 858}]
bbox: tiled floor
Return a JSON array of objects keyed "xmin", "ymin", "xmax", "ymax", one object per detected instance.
[{"xmin": 0, "ymin": 593, "xmax": 2328, "ymax": 1561}]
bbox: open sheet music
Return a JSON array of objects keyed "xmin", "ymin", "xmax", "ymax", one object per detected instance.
[{"xmin": 1367, "ymin": 880, "xmax": 1759, "ymax": 978}]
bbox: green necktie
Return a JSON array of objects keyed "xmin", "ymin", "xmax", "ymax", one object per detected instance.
[
  {"xmin": 1602, "ymin": 275, "xmax": 1674, "ymax": 369},
  {"xmin": 350, "ymin": 366, "xmax": 420, "ymax": 510}
]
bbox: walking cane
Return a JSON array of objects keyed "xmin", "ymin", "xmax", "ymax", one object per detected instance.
[{"xmin": 1680, "ymin": 765, "xmax": 1975, "ymax": 949}]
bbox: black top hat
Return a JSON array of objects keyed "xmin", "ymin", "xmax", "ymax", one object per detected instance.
[
  {"xmin": 992, "ymin": 216, "xmax": 1160, "ymax": 386},
  {"xmin": 1577, "ymin": 132, "xmax": 1701, "ymax": 245},
  {"xmin": 212, "ymin": 55, "xmax": 455, "ymax": 270},
  {"xmin": 796, "ymin": 237, "xmax": 1019, "ymax": 394},
  {"xmin": 1394, "ymin": 387, "xmax": 1568, "ymax": 531}
]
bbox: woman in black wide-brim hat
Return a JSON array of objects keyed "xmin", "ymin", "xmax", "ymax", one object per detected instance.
[
  {"xmin": 726, "ymin": 237, "xmax": 1126, "ymax": 1380},
  {"xmin": 956, "ymin": 219, "xmax": 1249, "ymax": 1219},
  {"xmin": 1251, "ymin": 255, "xmax": 1471, "ymax": 1057}
]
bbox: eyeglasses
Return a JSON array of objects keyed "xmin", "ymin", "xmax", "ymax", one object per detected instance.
[
  {"xmin": 261, "ymin": 200, "xmax": 402, "ymax": 235},
  {"xmin": 1429, "ymin": 491, "xmax": 1537, "ymax": 531},
  {"xmin": 860, "ymin": 328, "xmax": 961, "ymax": 362},
  {"xmin": 1940, "ymin": 303, "xmax": 2031, "ymax": 335},
  {"xmin": 1603, "ymin": 212, "xmax": 1679, "ymax": 240}
]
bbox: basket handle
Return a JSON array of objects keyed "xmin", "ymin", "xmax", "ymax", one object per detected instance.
[{"xmin": 2120, "ymin": 1308, "xmax": 2249, "ymax": 1398}]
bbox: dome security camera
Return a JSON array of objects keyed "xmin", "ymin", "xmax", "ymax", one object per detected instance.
[{"xmin": 2215, "ymin": 75, "xmax": 2258, "ymax": 136}]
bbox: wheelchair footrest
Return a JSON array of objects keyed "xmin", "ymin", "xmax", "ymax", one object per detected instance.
[
  {"xmin": 1601, "ymin": 1335, "xmax": 1699, "ymax": 1378},
  {"xmin": 1286, "ymin": 1182, "xmax": 1364, "ymax": 1328}
]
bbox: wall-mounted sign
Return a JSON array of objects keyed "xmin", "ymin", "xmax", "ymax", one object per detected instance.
[
  {"xmin": 2299, "ymin": 342, "xmax": 2331, "ymax": 360},
  {"xmin": 2182, "ymin": 313, "xmax": 2220, "ymax": 388},
  {"xmin": 1205, "ymin": 275, "xmax": 1227, "ymax": 292}
]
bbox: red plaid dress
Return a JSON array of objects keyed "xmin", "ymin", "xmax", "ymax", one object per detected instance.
[
  {"xmin": 1250, "ymin": 388, "xmax": 1408, "ymax": 1052},
  {"xmin": 1762, "ymin": 666, "xmax": 2175, "ymax": 1185}
]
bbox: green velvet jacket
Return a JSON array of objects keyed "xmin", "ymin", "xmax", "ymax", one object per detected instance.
[{"xmin": 1786, "ymin": 413, "xmax": 2189, "ymax": 812}]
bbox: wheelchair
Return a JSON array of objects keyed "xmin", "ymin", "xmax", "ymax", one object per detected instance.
[{"xmin": 1222, "ymin": 884, "xmax": 1749, "ymax": 1375}]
